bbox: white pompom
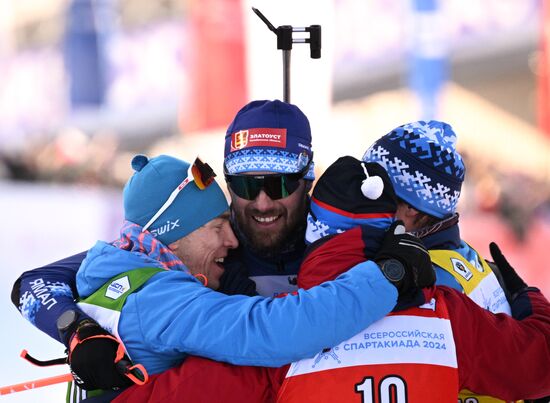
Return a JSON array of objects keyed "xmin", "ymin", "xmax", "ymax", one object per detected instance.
[
  {"xmin": 361, "ymin": 176, "xmax": 384, "ymax": 200},
  {"xmin": 393, "ymin": 224, "xmax": 406, "ymax": 235}
]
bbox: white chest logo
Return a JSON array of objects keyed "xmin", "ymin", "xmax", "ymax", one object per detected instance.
[{"xmin": 106, "ymin": 276, "xmax": 130, "ymax": 300}]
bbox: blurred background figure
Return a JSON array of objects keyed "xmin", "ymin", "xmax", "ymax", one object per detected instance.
[{"xmin": 1, "ymin": 0, "xmax": 549, "ymax": 401}]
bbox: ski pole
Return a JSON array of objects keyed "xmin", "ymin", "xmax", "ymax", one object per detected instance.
[
  {"xmin": 0, "ymin": 373, "xmax": 73, "ymax": 395},
  {"xmin": 6, "ymin": 347, "xmax": 149, "ymax": 396}
]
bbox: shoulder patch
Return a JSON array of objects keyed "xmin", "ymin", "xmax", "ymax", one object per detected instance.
[
  {"xmin": 106, "ymin": 276, "xmax": 131, "ymax": 300},
  {"xmin": 451, "ymin": 258, "xmax": 472, "ymax": 281}
]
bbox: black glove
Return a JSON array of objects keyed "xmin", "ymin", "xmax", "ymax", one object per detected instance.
[
  {"xmin": 490, "ymin": 245, "xmax": 549, "ymax": 403},
  {"xmin": 489, "ymin": 242, "xmax": 528, "ymax": 299},
  {"xmin": 68, "ymin": 319, "xmax": 147, "ymax": 390},
  {"xmin": 374, "ymin": 221, "xmax": 435, "ymax": 294}
]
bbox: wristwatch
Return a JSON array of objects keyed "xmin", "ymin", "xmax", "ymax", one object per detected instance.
[
  {"xmin": 378, "ymin": 258, "xmax": 405, "ymax": 284},
  {"xmin": 57, "ymin": 309, "xmax": 79, "ymax": 334}
]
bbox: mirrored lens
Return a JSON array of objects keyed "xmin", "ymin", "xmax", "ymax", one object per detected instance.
[
  {"xmin": 262, "ymin": 176, "xmax": 293, "ymax": 199},
  {"xmin": 192, "ymin": 158, "xmax": 216, "ymax": 189},
  {"xmin": 227, "ymin": 176, "xmax": 264, "ymax": 200},
  {"xmin": 227, "ymin": 174, "xmax": 302, "ymax": 201},
  {"xmin": 225, "ymin": 157, "xmax": 311, "ymax": 201}
]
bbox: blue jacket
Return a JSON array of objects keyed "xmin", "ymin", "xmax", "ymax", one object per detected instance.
[{"xmin": 77, "ymin": 240, "xmax": 397, "ymax": 375}]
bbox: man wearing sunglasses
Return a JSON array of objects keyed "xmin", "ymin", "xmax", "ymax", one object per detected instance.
[{"xmin": 220, "ymin": 99, "xmax": 316, "ymax": 297}]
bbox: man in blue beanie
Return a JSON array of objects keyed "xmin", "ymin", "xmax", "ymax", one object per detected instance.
[
  {"xmin": 118, "ymin": 154, "xmax": 234, "ymax": 290},
  {"xmin": 221, "ymin": 99, "xmax": 315, "ymax": 296},
  {"xmin": 362, "ymin": 120, "xmax": 525, "ymax": 403}
]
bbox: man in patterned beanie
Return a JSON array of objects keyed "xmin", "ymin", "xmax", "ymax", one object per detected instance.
[
  {"xmin": 363, "ymin": 120, "xmax": 523, "ymax": 403},
  {"xmin": 363, "ymin": 120, "xmax": 464, "ymax": 226}
]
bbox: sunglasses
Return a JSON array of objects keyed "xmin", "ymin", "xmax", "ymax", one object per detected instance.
[
  {"xmin": 224, "ymin": 159, "xmax": 312, "ymax": 201},
  {"xmin": 142, "ymin": 157, "xmax": 216, "ymax": 232}
]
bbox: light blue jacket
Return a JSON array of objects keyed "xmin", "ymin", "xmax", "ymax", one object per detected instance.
[{"xmin": 77, "ymin": 241, "xmax": 397, "ymax": 375}]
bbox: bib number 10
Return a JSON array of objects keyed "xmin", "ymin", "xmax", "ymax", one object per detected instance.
[{"xmin": 355, "ymin": 376, "xmax": 408, "ymax": 403}]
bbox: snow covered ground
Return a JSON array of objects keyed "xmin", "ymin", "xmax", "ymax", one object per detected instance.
[{"xmin": 0, "ymin": 181, "xmax": 122, "ymax": 402}]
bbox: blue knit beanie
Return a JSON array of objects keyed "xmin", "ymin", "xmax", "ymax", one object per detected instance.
[
  {"xmin": 123, "ymin": 155, "xmax": 229, "ymax": 245},
  {"xmin": 362, "ymin": 121, "xmax": 465, "ymax": 219},
  {"xmin": 224, "ymin": 100, "xmax": 315, "ymax": 180}
]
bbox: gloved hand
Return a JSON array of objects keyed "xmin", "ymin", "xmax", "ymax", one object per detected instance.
[
  {"xmin": 68, "ymin": 319, "xmax": 147, "ymax": 390},
  {"xmin": 490, "ymin": 243, "xmax": 548, "ymax": 403},
  {"xmin": 374, "ymin": 221, "xmax": 435, "ymax": 294},
  {"xmin": 489, "ymin": 242, "xmax": 528, "ymax": 299}
]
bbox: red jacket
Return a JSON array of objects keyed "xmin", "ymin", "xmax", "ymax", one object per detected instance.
[{"xmin": 115, "ymin": 227, "xmax": 550, "ymax": 402}]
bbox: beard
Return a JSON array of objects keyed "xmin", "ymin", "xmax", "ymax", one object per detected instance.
[{"xmin": 231, "ymin": 195, "xmax": 309, "ymax": 259}]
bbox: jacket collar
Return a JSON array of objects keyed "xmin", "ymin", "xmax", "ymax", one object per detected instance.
[{"xmin": 419, "ymin": 214, "xmax": 462, "ymax": 250}]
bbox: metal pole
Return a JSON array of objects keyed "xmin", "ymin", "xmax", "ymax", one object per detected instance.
[
  {"xmin": 283, "ymin": 50, "xmax": 291, "ymax": 102},
  {"xmin": 251, "ymin": 8, "xmax": 321, "ymax": 102}
]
